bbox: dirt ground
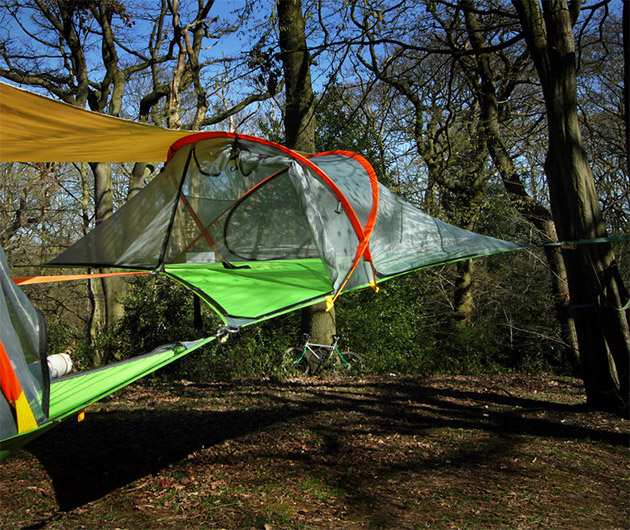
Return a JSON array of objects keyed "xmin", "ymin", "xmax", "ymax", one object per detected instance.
[{"xmin": 1, "ymin": 374, "xmax": 628, "ymax": 529}]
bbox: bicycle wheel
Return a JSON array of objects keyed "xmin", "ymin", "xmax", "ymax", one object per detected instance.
[
  {"xmin": 334, "ymin": 351, "xmax": 364, "ymax": 376},
  {"xmin": 282, "ymin": 347, "xmax": 309, "ymax": 376}
]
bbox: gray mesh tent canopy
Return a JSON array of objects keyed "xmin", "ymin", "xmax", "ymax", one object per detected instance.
[
  {"xmin": 49, "ymin": 132, "xmax": 523, "ymax": 326},
  {"xmin": 0, "ymin": 245, "xmax": 49, "ymax": 444},
  {"xmin": 1, "ymin": 129, "xmax": 523, "ymax": 461}
]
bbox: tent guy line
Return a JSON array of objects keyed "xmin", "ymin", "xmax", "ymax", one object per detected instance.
[{"xmin": 11, "ymin": 236, "xmax": 628, "ymax": 288}]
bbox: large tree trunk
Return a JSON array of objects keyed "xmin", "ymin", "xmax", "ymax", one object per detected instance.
[
  {"xmin": 277, "ymin": 0, "xmax": 316, "ymax": 153},
  {"xmin": 461, "ymin": 1, "xmax": 580, "ymax": 368},
  {"xmin": 88, "ymin": 3, "xmax": 129, "ymax": 358},
  {"xmin": 513, "ymin": 0, "xmax": 630, "ymax": 410},
  {"xmin": 453, "ymin": 260, "xmax": 474, "ymax": 325},
  {"xmin": 625, "ymin": 1, "xmax": 629, "ymax": 179},
  {"xmin": 128, "ymin": 163, "xmax": 153, "ymax": 201},
  {"xmin": 278, "ymin": 0, "xmax": 335, "ymax": 345}
]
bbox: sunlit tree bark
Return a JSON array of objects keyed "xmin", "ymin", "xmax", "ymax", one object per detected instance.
[
  {"xmin": 513, "ymin": 0, "xmax": 630, "ymax": 410},
  {"xmin": 460, "ymin": 0, "xmax": 580, "ymax": 369},
  {"xmin": 277, "ymin": 0, "xmax": 336, "ymax": 345}
]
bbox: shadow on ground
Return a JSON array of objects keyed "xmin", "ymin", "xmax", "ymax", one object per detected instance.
[{"xmin": 25, "ymin": 376, "xmax": 626, "ymax": 513}]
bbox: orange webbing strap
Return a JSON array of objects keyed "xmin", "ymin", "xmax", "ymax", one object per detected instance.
[
  {"xmin": 0, "ymin": 338, "xmax": 38, "ymax": 433},
  {"xmin": 325, "ymin": 245, "xmax": 378, "ymax": 311},
  {"xmin": 13, "ymin": 270, "xmax": 150, "ymax": 285}
]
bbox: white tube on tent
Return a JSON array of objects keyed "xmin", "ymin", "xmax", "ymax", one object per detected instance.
[{"xmin": 47, "ymin": 353, "xmax": 73, "ymax": 379}]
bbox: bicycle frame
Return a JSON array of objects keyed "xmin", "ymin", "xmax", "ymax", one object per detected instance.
[{"xmin": 295, "ymin": 334, "xmax": 351, "ymax": 375}]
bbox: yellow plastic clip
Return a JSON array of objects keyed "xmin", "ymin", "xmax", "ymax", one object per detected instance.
[
  {"xmin": 77, "ymin": 409, "xmax": 86, "ymax": 422},
  {"xmin": 325, "ymin": 296, "xmax": 335, "ymax": 312},
  {"xmin": 369, "ymin": 280, "xmax": 380, "ymax": 293}
]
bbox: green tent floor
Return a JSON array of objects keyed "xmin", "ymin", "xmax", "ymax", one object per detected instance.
[{"xmin": 0, "ymin": 337, "xmax": 214, "ymax": 461}]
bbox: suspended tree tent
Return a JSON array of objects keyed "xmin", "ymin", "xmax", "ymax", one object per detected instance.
[
  {"xmin": 49, "ymin": 131, "xmax": 523, "ymax": 325},
  {"xmin": 0, "ymin": 245, "xmax": 212, "ymax": 461},
  {"xmin": 0, "ymin": 82, "xmax": 523, "ymax": 460}
]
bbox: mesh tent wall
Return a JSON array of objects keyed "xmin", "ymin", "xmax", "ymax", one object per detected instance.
[{"xmin": 0, "ymin": 246, "xmax": 49, "ymax": 443}]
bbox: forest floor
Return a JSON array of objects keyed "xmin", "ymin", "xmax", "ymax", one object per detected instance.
[{"xmin": 1, "ymin": 374, "xmax": 628, "ymax": 530}]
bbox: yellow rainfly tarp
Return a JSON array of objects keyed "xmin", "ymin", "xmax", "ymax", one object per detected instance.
[{"xmin": 0, "ymin": 82, "xmax": 193, "ymax": 163}]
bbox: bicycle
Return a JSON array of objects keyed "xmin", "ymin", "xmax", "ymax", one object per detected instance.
[{"xmin": 282, "ymin": 333, "xmax": 364, "ymax": 376}]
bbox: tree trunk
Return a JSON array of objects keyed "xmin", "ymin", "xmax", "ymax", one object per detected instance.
[
  {"xmin": 89, "ymin": 3, "xmax": 129, "ymax": 357},
  {"xmin": 487, "ymin": 135, "xmax": 580, "ymax": 367},
  {"xmin": 79, "ymin": 162, "xmax": 97, "ymax": 348},
  {"xmin": 89, "ymin": 161, "xmax": 126, "ymax": 359},
  {"xmin": 278, "ymin": 0, "xmax": 335, "ymax": 346},
  {"xmin": 128, "ymin": 163, "xmax": 153, "ymax": 201},
  {"xmin": 624, "ymin": 1, "xmax": 629, "ymax": 179},
  {"xmin": 540, "ymin": 229, "xmax": 580, "ymax": 371},
  {"xmin": 277, "ymin": 0, "xmax": 316, "ymax": 153},
  {"xmin": 453, "ymin": 260, "xmax": 474, "ymax": 325},
  {"xmin": 461, "ymin": 1, "xmax": 580, "ymax": 369},
  {"xmin": 513, "ymin": 0, "xmax": 630, "ymax": 410}
]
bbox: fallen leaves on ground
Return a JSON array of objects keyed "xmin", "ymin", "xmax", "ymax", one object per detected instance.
[{"xmin": 1, "ymin": 375, "xmax": 628, "ymax": 529}]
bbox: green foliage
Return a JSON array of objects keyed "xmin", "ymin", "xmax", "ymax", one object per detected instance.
[
  {"xmin": 336, "ymin": 275, "xmax": 437, "ymax": 374},
  {"xmin": 434, "ymin": 321, "xmax": 510, "ymax": 375},
  {"xmin": 45, "ymin": 318, "xmax": 80, "ymax": 357},
  {"xmin": 314, "ymin": 79, "xmax": 393, "ymax": 183},
  {"xmin": 86, "ymin": 275, "xmax": 218, "ymax": 370},
  {"xmin": 87, "ymin": 274, "xmax": 302, "ymax": 380},
  {"xmin": 174, "ymin": 313, "xmax": 301, "ymax": 380},
  {"xmin": 257, "ymin": 78, "xmax": 393, "ymax": 182},
  {"xmin": 335, "ymin": 263, "xmax": 560, "ymax": 376},
  {"xmin": 257, "ymin": 109, "xmax": 285, "ymax": 145},
  {"xmin": 480, "ymin": 250, "xmax": 567, "ymax": 374}
]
